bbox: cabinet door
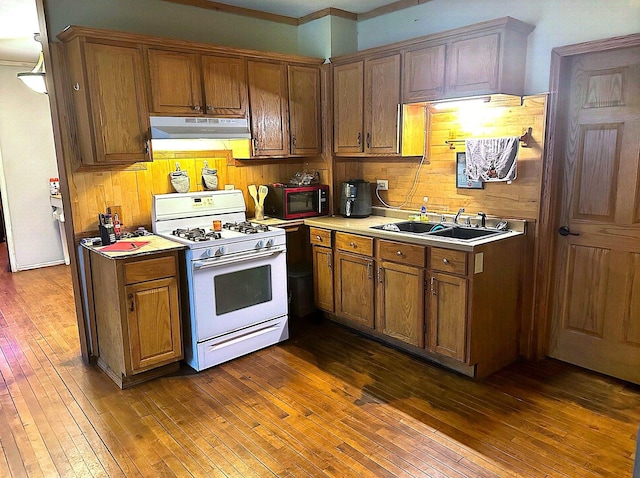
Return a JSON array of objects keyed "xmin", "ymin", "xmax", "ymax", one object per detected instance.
[
  {"xmin": 364, "ymin": 54, "xmax": 401, "ymax": 154},
  {"xmin": 126, "ymin": 276, "xmax": 182, "ymax": 373},
  {"xmin": 201, "ymin": 55, "xmax": 248, "ymax": 117},
  {"xmin": 312, "ymin": 245, "xmax": 334, "ymax": 312},
  {"xmin": 288, "ymin": 65, "xmax": 321, "ymax": 156},
  {"xmin": 376, "ymin": 261, "xmax": 425, "ymax": 347},
  {"xmin": 247, "ymin": 60, "xmax": 289, "ymax": 157},
  {"xmin": 335, "ymin": 250, "xmax": 375, "ymax": 328},
  {"xmin": 445, "ymin": 33, "xmax": 499, "ymax": 97},
  {"xmin": 333, "ymin": 61, "xmax": 364, "ymax": 154},
  {"xmin": 427, "ymin": 272, "xmax": 467, "ymax": 361},
  {"xmin": 403, "ymin": 44, "xmax": 446, "ymax": 103},
  {"xmin": 81, "ymin": 41, "xmax": 150, "ymax": 164},
  {"xmin": 147, "ymin": 49, "xmax": 203, "ymax": 114}
]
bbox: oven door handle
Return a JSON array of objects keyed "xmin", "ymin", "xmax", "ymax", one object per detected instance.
[{"xmin": 193, "ymin": 247, "xmax": 285, "ymax": 270}]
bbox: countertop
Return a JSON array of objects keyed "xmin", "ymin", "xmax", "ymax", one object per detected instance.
[
  {"xmin": 303, "ymin": 208, "xmax": 526, "ymax": 252},
  {"xmin": 82, "ymin": 234, "xmax": 186, "ymax": 259}
]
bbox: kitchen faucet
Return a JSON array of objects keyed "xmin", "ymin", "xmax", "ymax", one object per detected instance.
[
  {"xmin": 454, "ymin": 208, "xmax": 465, "ymax": 224},
  {"xmin": 478, "ymin": 211, "xmax": 487, "ymax": 228}
]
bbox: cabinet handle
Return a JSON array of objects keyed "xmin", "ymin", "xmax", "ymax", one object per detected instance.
[
  {"xmin": 128, "ymin": 293, "xmax": 135, "ymax": 312},
  {"xmin": 193, "ymin": 105, "xmax": 201, "ymax": 111},
  {"xmin": 327, "ymin": 251, "xmax": 332, "ymax": 269},
  {"xmin": 252, "ymin": 137, "xmax": 258, "ymax": 153},
  {"xmin": 430, "ymin": 277, "xmax": 436, "ymax": 295},
  {"xmin": 443, "ymin": 258, "xmax": 449, "ymax": 264},
  {"xmin": 396, "ymin": 250, "xmax": 402, "ymax": 257},
  {"xmin": 366, "ymin": 132, "xmax": 371, "ymax": 149},
  {"xmin": 357, "ymin": 132, "xmax": 362, "ymax": 147},
  {"xmin": 436, "ymin": 86, "xmax": 442, "ymax": 93},
  {"xmin": 367, "ymin": 262, "xmax": 372, "ymax": 280},
  {"xmin": 377, "ymin": 266, "xmax": 383, "ymax": 283},
  {"xmin": 292, "ymin": 135, "xmax": 297, "ymax": 148}
]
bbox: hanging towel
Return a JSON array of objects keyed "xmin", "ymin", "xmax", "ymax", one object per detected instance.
[{"xmin": 465, "ymin": 136, "xmax": 519, "ymax": 182}]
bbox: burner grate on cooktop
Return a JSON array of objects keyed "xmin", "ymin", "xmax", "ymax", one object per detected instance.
[
  {"xmin": 172, "ymin": 228, "xmax": 221, "ymax": 242},
  {"xmin": 222, "ymin": 221, "xmax": 271, "ymax": 234}
]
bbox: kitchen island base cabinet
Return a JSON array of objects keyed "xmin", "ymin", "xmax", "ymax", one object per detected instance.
[{"xmin": 90, "ymin": 251, "xmax": 183, "ymax": 389}]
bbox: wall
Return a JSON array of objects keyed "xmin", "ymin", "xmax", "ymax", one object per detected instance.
[
  {"xmin": 350, "ymin": 95, "xmax": 547, "ymax": 222},
  {"xmin": 357, "ymin": 0, "xmax": 640, "ymax": 94},
  {"xmin": 0, "ymin": 65, "xmax": 64, "ymax": 270},
  {"xmin": 44, "ymin": 0, "xmax": 299, "ymax": 56}
]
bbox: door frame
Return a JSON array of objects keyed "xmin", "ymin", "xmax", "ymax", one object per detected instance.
[{"xmin": 533, "ymin": 32, "xmax": 640, "ymax": 359}]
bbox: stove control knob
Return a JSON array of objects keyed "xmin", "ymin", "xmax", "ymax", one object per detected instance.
[
  {"xmin": 255, "ymin": 240, "xmax": 265, "ymax": 249},
  {"xmin": 265, "ymin": 238, "xmax": 274, "ymax": 248},
  {"xmin": 217, "ymin": 246, "xmax": 228, "ymax": 256},
  {"xmin": 203, "ymin": 248, "xmax": 214, "ymax": 258}
]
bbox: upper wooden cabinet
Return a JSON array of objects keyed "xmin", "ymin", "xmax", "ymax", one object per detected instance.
[
  {"xmin": 333, "ymin": 53, "xmax": 401, "ymax": 156},
  {"xmin": 62, "ymin": 36, "xmax": 151, "ymax": 166},
  {"xmin": 147, "ymin": 49, "xmax": 248, "ymax": 117},
  {"xmin": 288, "ymin": 65, "xmax": 321, "ymax": 156},
  {"xmin": 403, "ymin": 43, "xmax": 446, "ymax": 103},
  {"xmin": 247, "ymin": 60, "xmax": 289, "ymax": 157},
  {"xmin": 247, "ymin": 60, "xmax": 322, "ymax": 158},
  {"xmin": 401, "ymin": 17, "xmax": 534, "ymax": 103}
]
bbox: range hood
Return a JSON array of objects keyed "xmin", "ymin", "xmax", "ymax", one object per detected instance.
[{"xmin": 150, "ymin": 116, "xmax": 252, "ymax": 139}]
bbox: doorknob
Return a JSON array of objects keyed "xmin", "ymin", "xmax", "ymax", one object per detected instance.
[{"xmin": 558, "ymin": 226, "xmax": 579, "ymax": 236}]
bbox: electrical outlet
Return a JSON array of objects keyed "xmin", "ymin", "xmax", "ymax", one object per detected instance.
[{"xmin": 376, "ymin": 179, "xmax": 388, "ymax": 191}]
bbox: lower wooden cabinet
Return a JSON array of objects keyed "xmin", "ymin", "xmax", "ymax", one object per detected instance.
[
  {"xmin": 376, "ymin": 239, "xmax": 426, "ymax": 347},
  {"xmin": 334, "ymin": 232, "xmax": 375, "ymax": 328},
  {"xmin": 90, "ymin": 250, "xmax": 183, "ymax": 388},
  {"xmin": 427, "ymin": 272, "xmax": 467, "ymax": 361},
  {"xmin": 307, "ymin": 225, "xmax": 524, "ymax": 379}
]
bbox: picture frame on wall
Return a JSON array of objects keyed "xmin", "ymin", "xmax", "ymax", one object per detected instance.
[{"xmin": 456, "ymin": 152, "xmax": 484, "ymax": 189}]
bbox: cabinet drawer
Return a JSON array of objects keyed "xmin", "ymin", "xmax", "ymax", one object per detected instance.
[
  {"xmin": 124, "ymin": 255, "xmax": 176, "ymax": 284},
  {"xmin": 310, "ymin": 227, "xmax": 332, "ymax": 247},
  {"xmin": 430, "ymin": 247, "xmax": 467, "ymax": 275},
  {"xmin": 335, "ymin": 232, "xmax": 374, "ymax": 256},
  {"xmin": 377, "ymin": 239, "xmax": 426, "ymax": 267}
]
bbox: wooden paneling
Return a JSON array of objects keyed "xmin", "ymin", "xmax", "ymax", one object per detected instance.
[
  {"xmin": 357, "ymin": 94, "xmax": 547, "ymax": 221},
  {"xmin": 70, "ymin": 150, "xmax": 305, "ymax": 235}
]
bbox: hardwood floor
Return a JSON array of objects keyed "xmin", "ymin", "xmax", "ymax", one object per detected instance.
[{"xmin": 0, "ymin": 242, "xmax": 638, "ymax": 477}]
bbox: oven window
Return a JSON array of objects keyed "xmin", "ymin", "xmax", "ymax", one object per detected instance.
[
  {"xmin": 288, "ymin": 192, "xmax": 315, "ymax": 214},
  {"xmin": 214, "ymin": 265, "xmax": 272, "ymax": 315}
]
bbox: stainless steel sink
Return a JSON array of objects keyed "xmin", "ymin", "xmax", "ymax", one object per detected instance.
[
  {"xmin": 427, "ymin": 226, "xmax": 505, "ymax": 240},
  {"xmin": 371, "ymin": 221, "xmax": 434, "ymax": 234},
  {"xmin": 371, "ymin": 221, "xmax": 506, "ymax": 241}
]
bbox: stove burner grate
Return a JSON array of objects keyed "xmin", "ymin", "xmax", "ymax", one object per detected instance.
[
  {"xmin": 222, "ymin": 221, "xmax": 271, "ymax": 234},
  {"xmin": 172, "ymin": 228, "xmax": 221, "ymax": 242}
]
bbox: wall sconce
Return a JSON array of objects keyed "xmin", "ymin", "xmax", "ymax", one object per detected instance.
[{"xmin": 17, "ymin": 34, "xmax": 47, "ymax": 95}]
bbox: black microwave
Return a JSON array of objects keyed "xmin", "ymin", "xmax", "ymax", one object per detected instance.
[{"xmin": 264, "ymin": 184, "xmax": 329, "ymax": 220}]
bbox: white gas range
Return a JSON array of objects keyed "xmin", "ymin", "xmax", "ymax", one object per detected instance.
[{"xmin": 152, "ymin": 190, "xmax": 289, "ymax": 372}]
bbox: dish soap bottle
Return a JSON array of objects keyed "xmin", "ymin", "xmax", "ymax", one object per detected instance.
[{"xmin": 420, "ymin": 196, "xmax": 429, "ymax": 221}]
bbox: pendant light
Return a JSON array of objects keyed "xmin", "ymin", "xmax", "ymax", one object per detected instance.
[{"xmin": 17, "ymin": 34, "xmax": 47, "ymax": 95}]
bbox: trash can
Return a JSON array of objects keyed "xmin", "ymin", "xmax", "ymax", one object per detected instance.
[{"xmin": 287, "ymin": 263, "xmax": 314, "ymax": 317}]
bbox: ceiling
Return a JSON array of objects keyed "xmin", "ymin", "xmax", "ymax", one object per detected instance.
[{"xmin": 0, "ymin": 0, "xmax": 404, "ymax": 63}]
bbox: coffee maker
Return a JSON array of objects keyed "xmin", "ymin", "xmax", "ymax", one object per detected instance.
[{"xmin": 339, "ymin": 179, "xmax": 372, "ymax": 218}]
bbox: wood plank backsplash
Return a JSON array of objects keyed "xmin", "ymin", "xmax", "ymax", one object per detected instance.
[
  {"xmin": 69, "ymin": 150, "xmax": 310, "ymax": 234},
  {"xmin": 342, "ymin": 94, "xmax": 547, "ymax": 221}
]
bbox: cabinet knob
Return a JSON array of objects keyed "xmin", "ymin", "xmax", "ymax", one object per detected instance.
[
  {"xmin": 396, "ymin": 250, "xmax": 403, "ymax": 256},
  {"xmin": 443, "ymin": 258, "xmax": 449, "ymax": 264},
  {"xmin": 206, "ymin": 105, "xmax": 213, "ymax": 111},
  {"xmin": 73, "ymin": 83, "xmax": 80, "ymax": 91},
  {"xmin": 193, "ymin": 105, "xmax": 201, "ymax": 111},
  {"xmin": 316, "ymin": 235, "xmax": 322, "ymax": 241},
  {"xmin": 349, "ymin": 241, "xmax": 356, "ymax": 248}
]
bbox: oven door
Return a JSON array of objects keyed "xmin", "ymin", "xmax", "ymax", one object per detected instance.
[{"xmin": 190, "ymin": 246, "xmax": 287, "ymax": 341}]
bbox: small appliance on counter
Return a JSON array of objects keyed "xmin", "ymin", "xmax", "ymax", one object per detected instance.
[
  {"xmin": 339, "ymin": 179, "xmax": 372, "ymax": 218},
  {"xmin": 264, "ymin": 183, "xmax": 329, "ymax": 220}
]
